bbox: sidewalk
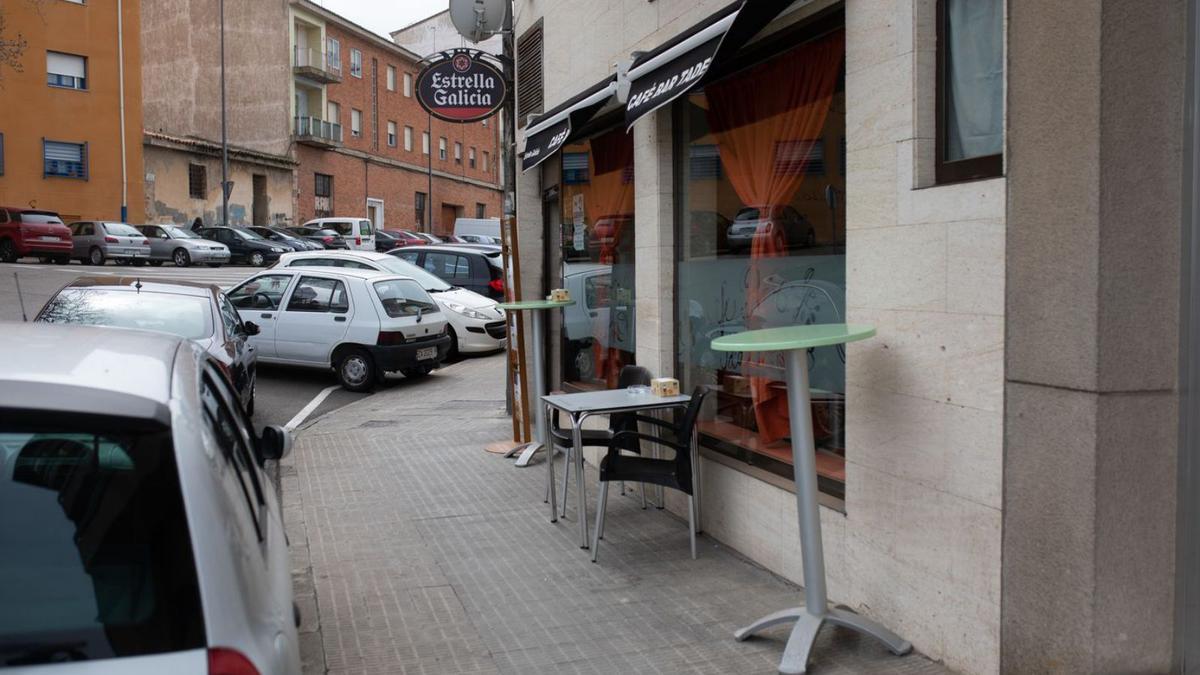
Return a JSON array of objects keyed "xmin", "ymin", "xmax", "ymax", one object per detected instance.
[{"xmin": 281, "ymin": 354, "xmax": 954, "ymax": 675}]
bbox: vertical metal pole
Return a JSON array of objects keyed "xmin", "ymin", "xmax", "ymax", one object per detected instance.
[
  {"xmin": 530, "ymin": 309, "xmax": 547, "ymax": 449},
  {"xmin": 784, "ymin": 348, "xmax": 827, "ymax": 614},
  {"xmin": 116, "ymin": 0, "xmax": 128, "ymax": 222},
  {"xmin": 220, "ymin": 0, "xmax": 229, "ymax": 227},
  {"xmin": 427, "ymin": 112, "xmax": 433, "ymax": 232}
]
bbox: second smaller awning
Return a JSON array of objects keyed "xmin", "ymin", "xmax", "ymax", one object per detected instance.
[{"xmin": 521, "ymin": 76, "xmax": 618, "ymax": 172}]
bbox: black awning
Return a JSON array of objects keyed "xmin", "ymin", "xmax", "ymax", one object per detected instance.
[
  {"xmin": 623, "ymin": 0, "xmax": 790, "ymax": 129},
  {"xmin": 521, "ymin": 76, "xmax": 618, "ymax": 172}
]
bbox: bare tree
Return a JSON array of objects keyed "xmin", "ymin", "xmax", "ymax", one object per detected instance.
[{"xmin": 0, "ymin": 11, "xmax": 28, "ymax": 86}]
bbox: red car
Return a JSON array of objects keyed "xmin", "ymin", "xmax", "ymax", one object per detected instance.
[
  {"xmin": 383, "ymin": 229, "xmax": 429, "ymax": 248},
  {"xmin": 0, "ymin": 207, "xmax": 73, "ymax": 264}
]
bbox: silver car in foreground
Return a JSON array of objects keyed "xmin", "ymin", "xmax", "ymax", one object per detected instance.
[
  {"xmin": 68, "ymin": 221, "xmax": 152, "ymax": 266},
  {"xmin": 136, "ymin": 224, "xmax": 231, "ymax": 267},
  {"xmin": 0, "ymin": 323, "xmax": 299, "ymax": 674}
]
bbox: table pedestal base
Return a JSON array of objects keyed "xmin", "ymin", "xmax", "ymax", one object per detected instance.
[
  {"xmin": 735, "ymin": 606, "xmax": 911, "ymax": 675},
  {"xmin": 509, "ymin": 442, "xmax": 543, "ymax": 467}
]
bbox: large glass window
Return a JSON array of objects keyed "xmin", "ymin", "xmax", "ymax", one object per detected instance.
[
  {"xmin": 559, "ymin": 128, "xmax": 635, "ymax": 390},
  {"xmin": 675, "ymin": 30, "xmax": 847, "ymax": 498}
]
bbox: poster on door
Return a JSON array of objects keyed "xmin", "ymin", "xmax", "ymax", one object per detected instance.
[{"xmin": 572, "ymin": 194, "xmax": 586, "ymax": 251}]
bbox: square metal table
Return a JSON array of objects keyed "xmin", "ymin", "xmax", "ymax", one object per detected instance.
[
  {"xmin": 541, "ymin": 389, "xmax": 694, "ymax": 549},
  {"xmin": 711, "ymin": 324, "xmax": 911, "ymax": 674}
]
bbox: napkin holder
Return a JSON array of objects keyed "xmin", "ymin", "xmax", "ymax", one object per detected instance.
[
  {"xmin": 548, "ymin": 288, "xmax": 571, "ymax": 302},
  {"xmin": 651, "ymin": 377, "xmax": 680, "ymax": 397}
]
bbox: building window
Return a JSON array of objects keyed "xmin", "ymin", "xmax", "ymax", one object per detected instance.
[
  {"xmin": 422, "ymin": 131, "xmax": 430, "ymax": 155},
  {"xmin": 43, "ymin": 140, "xmax": 87, "ymax": 179},
  {"xmin": 387, "ymin": 121, "xmax": 397, "ymax": 147},
  {"xmin": 415, "ymin": 191, "xmax": 427, "ymax": 226},
  {"xmin": 188, "ymin": 163, "xmax": 207, "ymax": 199},
  {"xmin": 516, "ymin": 21, "xmax": 544, "ymax": 118},
  {"xmin": 351, "ymin": 109, "xmax": 362, "ymax": 137},
  {"xmin": 482, "ymin": 151, "xmax": 489, "ymax": 172},
  {"xmin": 454, "ymin": 142, "xmax": 462, "ymax": 164},
  {"xmin": 475, "ymin": 202, "xmax": 486, "ymax": 218},
  {"xmin": 350, "ymin": 48, "xmax": 362, "ymax": 78},
  {"xmin": 314, "ymin": 173, "xmax": 333, "ymax": 217},
  {"xmin": 936, "ymin": 0, "xmax": 1003, "ymax": 183},
  {"xmin": 468, "ymin": 147, "xmax": 476, "ymax": 169},
  {"xmin": 674, "ymin": 30, "xmax": 847, "ymax": 499},
  {"xmin": 404, "ymin": 126, "xmax": 413, "ymax": 151},
  {"xmin": 327, "ymin": 37, "xmax": 341, "ymax": 74},
  {"xmin": 558, "ymin": 128, "xmax": 635, "ymax": 391},
  {"xmin": 386, "ymin": 65, "xmax": 396, "ymax": 91},
  {"xmin": 439, "ymin": 137, "xmax": 447, "ymax": 160},
  {"xmin": 46, "ymin": 51, "xmax": 87, "ymax": 90},
  {"xmin": 403, "ymin": 72, "xmax": 412, "ymax": 97},
  {"xmin": 327, "ymin": 100, "xmax": 339, "ymax": 123}
]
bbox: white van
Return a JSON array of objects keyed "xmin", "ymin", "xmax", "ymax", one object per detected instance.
[
  {"xmin": 302, "ymin": 217, "xmax": 375, "ymax": 251},
  {"xmin": 453, "ymin": 217, "xmax": 501, "ymax": 241}
]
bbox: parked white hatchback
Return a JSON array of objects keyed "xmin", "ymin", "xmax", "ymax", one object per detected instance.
[
  {"xmin": 226, "ymin": 267, "xmax": 451, "ymax": 390},
  {"xmin": 0, "ymin": 322, "xmax": 297, "ymax": 674},
  {"xmin": 300, "ymin": 217, "xmax": 374, "ymax": 251},
  {"xmin": 273, "ymin": 250, "xmax": 507, "ymax": 359}
]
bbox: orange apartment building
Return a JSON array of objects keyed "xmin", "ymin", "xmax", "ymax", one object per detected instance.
[
  {"xmin": 0, "ymin": 0, "xmax": 143, "ymax": 223},
  {"xmin": 290, "ymin": 1, "xmax": 502, "ymax": 235}
]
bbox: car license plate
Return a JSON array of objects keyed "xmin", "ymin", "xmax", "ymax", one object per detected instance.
[
  {"xmin": 417, "ymin": 346, "xmax": 437, "ymax": 361},
  {"xmin": 39, "ymin": 235, "xmax": 58, "ymax": 241}
]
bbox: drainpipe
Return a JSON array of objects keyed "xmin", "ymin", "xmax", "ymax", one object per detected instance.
[{"xmin": 116, "ymin": 0, "xmax": 128, "ymax": 222}]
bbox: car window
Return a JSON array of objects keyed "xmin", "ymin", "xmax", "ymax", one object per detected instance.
[
  {"xmin": 286, "ymin": 258, "xmax": 335, "ymax": 267},
  {"xmin": 286, "ymin": 276, "xmax": 349, "ymax": 314},
  {"xmin": 217, "ymin": 294, "xmax": 243, "ymax": 339},
  {"xmin": 163, "ymin": 226, "xmax": 197, "ymax": 239},
  {"xmin": 374, "ymin": 279, "xmax": 437, "ymax": 317},
  {"xmin": 74, "ymin": 222, "xmax": 95, "ymax": 236},
  {"xmin": 18, "ymin": 213, "xmax": 64, "ymax": 225},
  {"xmin": 424, "ymin": 252, "xmax": 471, "ymax": 279},
  {"xmin": 141, "ymin": 225, "xmax": 164, "ymax": 238},
  {"xmin": 228, "ymin": 274, "xmax": 293, "ymax": 310},
  {"xmin": 334, "ymin": 260, "xmax": 375, "ymax": 270},
  {"xmin": 0, "ymin": 420, "xmax": 206, "ymax": 663},
  {"xmin": 37, "ymin": 288, "xmax": 214, "ymax": 339},
  {"xmin": 359, "ymin": 219, "xmax": 372, "ymax": 235},
  {"xmin": 104, "ymin": 223, "xmax": 142, "ymax": 237},
  {"xmin": 585, "ymin": 274, "xmax": 612, "ymax": 310},
  {"xmin": 198, "ymin": 368, "xmax": 264, "ymax": 540},
  {"xmin": 325, "ymin": 221, "xmax": 353, "ymax": 236},
  {"xmin": 395, "ymin": 250, "xmax": 420, "ymax": 265},
  {"xmin": 372, "ymin": 257, "xmax": 451, "ymax": 291}
]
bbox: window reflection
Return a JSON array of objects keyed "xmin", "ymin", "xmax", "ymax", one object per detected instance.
[{"xmin": 676, "ymin": 30, "xmax": 848, "ymax": 497}]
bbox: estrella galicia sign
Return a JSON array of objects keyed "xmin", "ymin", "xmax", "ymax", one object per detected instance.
[{"xmin": 417, "ymin": 49, "xmax": 506, "ymax": 123}]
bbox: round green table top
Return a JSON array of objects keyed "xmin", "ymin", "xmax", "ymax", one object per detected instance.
[
  {"xmin": 710, "ymin": 323, "xmax": 876, "ymax": 352},
  {"xmin": 496, "ymin": 299, "xmax": 576, "ymax": 311}
]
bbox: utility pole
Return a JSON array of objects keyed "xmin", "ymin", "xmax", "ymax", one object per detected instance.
[
  {"xmin": 427, "ymin": 112, "xmax": 433, "ymax": 232},
  {"xmin": 220, "ymin": 0, "xmax": 230, "ymax": 226}
]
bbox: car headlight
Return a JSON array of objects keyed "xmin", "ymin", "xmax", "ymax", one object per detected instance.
[
  {"xmin": 442, "ymin": 300, "xmax": 490, "ymax": 321},
  {"xmin": 270, "ymin": 247, "xmax": 285, "ymax": 253}
]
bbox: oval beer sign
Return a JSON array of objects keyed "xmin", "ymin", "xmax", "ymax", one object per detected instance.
[{"xmin": 417, "ymin": 50, "xmax": 506, "ymax": 123}]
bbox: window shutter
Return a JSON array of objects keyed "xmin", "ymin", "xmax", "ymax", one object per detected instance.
[
  {"xmin": 516, "ymin": 22, "xmax": 544, "ymax": 120},
  {"xmin": 46, "ymin": 51, "xmax": 85, "ymax": 78}
]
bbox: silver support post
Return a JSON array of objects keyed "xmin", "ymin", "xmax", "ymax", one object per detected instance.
[{"xmin": 785, "ymin": 349, "xmax": 826, "ymax": 613}]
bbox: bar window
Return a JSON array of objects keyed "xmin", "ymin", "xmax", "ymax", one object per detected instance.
[
  {"xmin": 675, "ymin": 29, "xmax": 848, "ymax": 499},
  {"xmin": 46, "ymin": 51, "xmax": 87, "ymax": 90},
  {"xmin": 350, "ymin": 49, "xmax": 362, "ymax": 78},
  {"xmin": 43, "ymin": 140, "xmax": 87, "ymax": 179},
  {"xmin": 935, "ymin": 0, "xmax": 1003, "ymax": 183}
]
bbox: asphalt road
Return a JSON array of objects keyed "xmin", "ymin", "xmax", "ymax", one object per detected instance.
[{"xmin": 0, "ymin": 259, "xmax": 376, "ymax": 432}]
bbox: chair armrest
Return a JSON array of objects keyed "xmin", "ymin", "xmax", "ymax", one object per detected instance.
[
  {"xmin": 634, "ymin": 414, "xmax": 675, "ymax": 432},
  {"xmin": 609, "ymin": 430, "xmax": 685, "ymax": 454}
]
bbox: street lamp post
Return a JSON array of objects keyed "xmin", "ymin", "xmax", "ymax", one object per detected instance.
[{"xmin": 219, "ymin": 0, "xmax": 229, "ymax": 226}]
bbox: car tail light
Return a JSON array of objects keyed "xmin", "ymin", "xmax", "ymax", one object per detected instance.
[
  {"xmin": 322, "ymin": 236, "xmax": 334, "ymax": 244},
  {"xmin": 104, "ymin": 235, "xmax": 119, "ymax": 243},
  {"xmin": 207, "ymin": 648, "xmax": 260, "ymax": 675},
  {"xmin": 377, "ymin": 331, "xmax": 407, "ymax": 346},
  {"xmin": 488, "ymin": 277, "xmax": 504, "ymax": 294},
  {"xmin": 355, "ymin": 237, "xmax": 362, "ymax": 246},
  {"xmin": 142, "ymin": 239, "xmax": 150, "ymax": 246}
]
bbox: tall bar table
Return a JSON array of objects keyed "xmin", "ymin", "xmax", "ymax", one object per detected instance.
[
  {"xmin": 495, "ymin": 299, "xmax": 574, "ymax": 468},
  {"xmin": 711, "ymin": 324, "xmax": 911, "ymax": 675}
]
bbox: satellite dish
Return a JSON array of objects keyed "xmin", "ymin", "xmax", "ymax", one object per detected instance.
[{"xmin": 448, "ymin": 0, "xmax": 508, "ymax": 43}]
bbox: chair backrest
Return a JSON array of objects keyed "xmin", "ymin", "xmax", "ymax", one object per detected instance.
[
  {"xmin": 672, "ymin": 386, "xmax": 710, "ymax": 492},
  {"xmin": 610, "ymin": 365, "xmax": 652, "ymax": 450}
]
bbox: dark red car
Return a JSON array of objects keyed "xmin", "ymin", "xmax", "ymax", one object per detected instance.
[
  {"xmin": 383, "ymin": 229, "xmax": 428, "ymax": 248},
  {"xmin": 0, "ymin": 207, "xmax": 73, "ymax": 264}
]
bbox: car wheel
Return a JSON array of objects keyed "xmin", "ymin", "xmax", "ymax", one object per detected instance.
[
  {"xmin": 401, "ymin": 365, "xmax": 433, "ymax": 378},
  {"xmin": 89, "ymin": 247, "xmax": 106, "ymax": 266},
  {"xmin": 250, "ymin": 251, "xmax": 266, "ymax": 267},
  {"xmin": 446, "ymin": 326, "xmax": 460, "ymax": 362},
  {"xmin": 337, "ymin": 349, "xmax": 375, "ymax": 392},
  {"xmin": 148, "ymin": 260, "xmax": 164, "ymax": 267},
  {"xmin": 0, "ymin": 239, "xmax": 17, "ymax": 263},
  {"xmin": 173, "ymin": 248, "xmax": 192, "ymax": 267}
]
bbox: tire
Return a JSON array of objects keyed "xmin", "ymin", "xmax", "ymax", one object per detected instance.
[
  {"xmin": 89, "ymin": 247, "xmax": 106, "ymax": 266},
  {"xmin": 336, "ymin": 349, "xmax": 375, "ymax": 392},
  {"xmin": 445, "ymin": 326, "xmax": 460, "ymax": 362},
  {"xmin": 401, "ymin": 365, "xmax": 433, "ymax": 378},
  {"xmin": 148, "ymin": 260, "xmax": 164, "ymax": 267},
  {"xmin": 173, "ymin": 248, "xmax": 191, "ymax": 267},
  {"xmin": 207, "ymin": 263, "xmax": 223, "ymax": 268},
  {"xmin": 0, "ymin": 239, "xmax": 17, "ymax": 263},
  {"xmin": 249, "ymin": 251, "xmax": 266, "ymax": 267}
]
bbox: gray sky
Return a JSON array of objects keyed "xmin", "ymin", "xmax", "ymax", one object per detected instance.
[{"xmin": 312, "ymin": 0, "xmax": 450, "ymax": 37}]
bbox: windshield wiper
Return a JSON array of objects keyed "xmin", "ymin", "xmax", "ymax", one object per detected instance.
[
  {"xmin": 415, "ymin": 306, "xmax": 424, "ymax": 323},
  {"xmin": 427, "ymin": 288, "xmax": 449, "ymax": 293},
  {"xmin": 1, "ymin": 641, "xmax": 90, "ymax": 665}
]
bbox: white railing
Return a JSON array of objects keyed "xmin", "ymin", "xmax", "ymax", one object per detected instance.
[
  {"xmin": 295, "ymin": 116, "xmax": 342, "ymax": 143},
  {"xmin": 294, "ymin": 46, "xmax": 339, "ymax": 75}
]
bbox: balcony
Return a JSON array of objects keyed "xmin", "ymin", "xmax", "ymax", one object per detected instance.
[
  {"xmin": 293, "ymin": 46, "xmax": 341, "ymax": 83},
  {"xmin": 295, "ymin": 116, "xmax": 343, "ymax": 148}
]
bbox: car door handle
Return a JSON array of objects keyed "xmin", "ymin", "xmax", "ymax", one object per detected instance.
[
  {"xmin": 334, "ymin": 316, "xmax": 346, "ymax": 322},
  {"xmin": 589, "ymin": 311, "xmax": 599, "ymax": 318},
  {"xmin": 261, "ymin": 313, "xmax": 273, "ymax": 319}
]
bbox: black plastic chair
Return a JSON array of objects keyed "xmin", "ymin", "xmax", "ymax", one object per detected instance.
[
  {"xmin": 590, "ymin": 386, "xmax": 709, "ymax": 562},
  {"xmin": 546, "ymin": 365, "xmax": 654, "ymax": 516}
]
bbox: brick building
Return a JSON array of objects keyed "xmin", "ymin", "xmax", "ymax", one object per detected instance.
[{"xmin": 290, "ymin": 0, "xmax": 501, "ymax": 235}]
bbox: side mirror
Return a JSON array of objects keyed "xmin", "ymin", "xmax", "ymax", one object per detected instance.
[
  {"xmin": 242, "ymin": 321, "xmax": 260, "ymax": 336},
  {"xmin": 258, "ymin": 425, "xmax": 292, "ymax": 462}
]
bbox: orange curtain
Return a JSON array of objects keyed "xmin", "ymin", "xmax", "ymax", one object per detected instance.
[
  {"xmin": 585, "ymin": 129, "xmax": 635, "ymax": 387},
  {"xmin": 705, "ymin": 30, "xmax": 844, "ymax": 444}
]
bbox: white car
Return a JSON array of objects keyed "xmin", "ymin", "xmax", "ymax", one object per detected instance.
[
  {"xmin": 300, "ymin": 217, "xmax": 375, "ymax": 251},
  {"xmin": 0, "ymin": 322, "xmax": 298, "ymax": 674},
  {"xmin": 226, "ymin": 267, "xmax": 451, "ymax": 390},
  {"xmin": 273, "ymin": 250, "xmax": 507, "ymax": 359}
]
